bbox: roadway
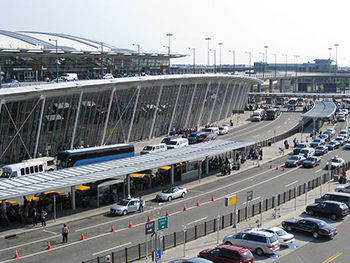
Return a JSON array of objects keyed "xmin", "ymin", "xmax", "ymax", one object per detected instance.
[{"xmin": 0, "ymin": 108, "xmax": 348, "ymax": 263}]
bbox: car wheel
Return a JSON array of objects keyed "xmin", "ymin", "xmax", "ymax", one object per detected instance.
[
  {"xmin": 312, "ymin": 232, "xmax": 319, "ymax": 239},
  {"xmin": 168, "ymin": 196, "xmax": 172, "ymax": 201},
  {"xmin": 255, "ymin": 248, "xmax": 264, "ymax": 256},
  {"xmin": 308, "ymin": 210, "xmax": 315, "ymax": 216},
  {"xmin": 331, "ymin": 213, "xmax": 338, "ymax": 220},
  {"xmin": 122, "ymin": 210, "xmax": 127, "ymax": 216},
  {"xmin": 286, "ymin": 226, "xmax": 293, "ymax": 232},
  {"xmin": 181, "ymin": 192, "xmax": 186, "ymax": 198},
  {"xmin": 224, "ymin": 241, "xmax": 232, "ymax": 245},
  {"xmin": 338, "ymin": 190, "xmax": 344, "ymax": 192}
]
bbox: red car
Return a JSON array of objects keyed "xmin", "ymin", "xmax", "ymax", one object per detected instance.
[
  {"xmin": 198, "ymin": 244, "xmax": 254, "ymax": 263},
  {"xmin": 197, "ymin": 132, "xmax": 218, "ymax": 142}
]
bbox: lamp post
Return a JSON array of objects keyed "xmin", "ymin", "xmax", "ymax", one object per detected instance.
[
  {"xmin": 229, "ymin": 50, "xmax": 235, "ymax": 73},
  {"xmin": 245, "ymin": 51, "xmax": 251, "ymax": 74},
  {"xmin": 166, "ymin": 33, "xmax": 173, "ymax": 74},
  {"xmin": 218, "ymin": 43, "xmax": 223, "ymax": 73},
  {"xmin": 264, "ymin": 45, "xmax": 268, "ymax": 77},
  {"xmin": 188, "ymin": 47, "xmax": 196, "ymax": 73},
  {"xmin": 210, "ymin": 49, "xmax": 216, "ymax": 73},
  {"xmin": 259, "ymin": 52, "xmax": 264, "ymax": 78},
  {"xmin": 328, "ymin": 48, "xmax": 332, "ymax": 73},
  {"xmin": 335, "ymin": 44, "xmax": 339, "ymax": 74},
  {"xmin": 205, "ymin": 37, "xmax": 211, "ymax": 68},
  {"xmin": 132, "ymin": 44, "xmax": 140, "ymax": 75},
  {"xmin": 271, "ymin": 53, "xmax": 277, "ymax": 78},
  {"xmin": 294, "ymin": 55, "xmax": 300, "ymax": 77},
  {"xmin": 282, "ymin": 54, "xmax": 287, "ymax": 77},
  {"xmin": 49, "ymin": 39, "xmax": 58, "ymax": 83}
]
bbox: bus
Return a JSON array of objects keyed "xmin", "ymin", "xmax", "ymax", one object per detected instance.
[
  {"xmin": 1, "ymin": 157, "xmax": 56, "ymax": 179},
  {"xmin": 266, "ymin": 108, "xmax": 280, "ymax": 120},
  {"xmin": 56, "ymin": 144, "xmax": 135, "ymax": 168},
  {"xmin": 287, "ymin": 97, "xmax": 298, "ymax": 107}
]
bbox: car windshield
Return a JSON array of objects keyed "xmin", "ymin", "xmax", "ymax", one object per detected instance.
[
  {"xmin": 276, "ymin": 229, "xmax": 288, "ymax": 236},
  {"xmin": 289, "ymin": 157, "xmax": 298, "ymax": 160},
  {"xmin": 219, "ymin": 127, "xmax": 224, "ymax": 130},
  {"xmin": 161, "ymin": 188, "xmax": 173, "ymax": 193},
  {"xmin": 189, "ymin": 133, "xmax": 198, "ymax": 137},
  {"xmin": 269, "ymin": 235, "xmax": 278, "ymax": 243},
  {"xmin": 305, "ymin": 157, "xmax": 315, "ymax": 161},
  {"xmin": 199, "ymin": 135, "xmax": 207, "ymax": 138},
  {"xmin": 316, "ymin": 146, "xmax": 324, "ymax": 150},
  {"xmin": 241, "ymin": 251, "xmax": 254, "ymax": 261},
  {"xmin": 116, "ymin": 200, "xmax": 128, "ymax": 206},
  {"xmin": 143, "ymin": 146, "xmax": 153, "ymax": 151},
  {"xmin": 161, "ymin": 138, "xmax": 171, "ymax": 143},
  {"xmin": 168, "ymin": 141, "xmax": 178, "ymax": 145},
  {"xmin": 34, "ymin": 193, "xmax": 46, "ymax": 199}
]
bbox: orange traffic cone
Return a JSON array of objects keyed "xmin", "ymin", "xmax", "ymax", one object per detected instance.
[
  {"xmin": 211, "ymin": 196, "xmax": 215, "ymax": 202},
  {"xmin": 47, "ymin": 241, "xmax": 52, "ymax": 250},
  {"xmin": 14, "ymin": 249, "xmax": 19, "ymax": 259},
  {"xmin": 147, "ymin": 216, "xmax": 151, "ymax": 222},
  {"xmin": 276, "ymin": 166, "xmax": 279, "ymax": 170},
  {"xmin": 80, "ymin": 232, "xmax": 85, "ymax": 241},
  {"xmin": 111, "ymin": 224, "xmax": 115, "ymax": 232},
  {"xmin": 282, "ymin": 166, "xmax": 285, "ymax": 171},
  {"xmin": 196, "ymin": 200, "xmax": 200, "ymax": 206},
  {"xmin": 258, "ymin": 163, "xmax": 260, "ymax": 168},
  {"xmin": 128, "ymin": 220, "xmax": 132, "ymax": 228},
  {"xmin": 183, "ymin": 204, "xmax": 187, "ymax": 211},
  {"xmin": 166, "ymin": 209, "xmax": 170, "ymax": 217},
  {"xmin": 270, "ymin": 165, "xmax": 272, "ymax": 169}
]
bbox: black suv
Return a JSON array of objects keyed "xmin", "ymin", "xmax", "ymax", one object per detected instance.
[{"xmin": 306, "ymin": 200, "xmax": 349, "ymax": 220}]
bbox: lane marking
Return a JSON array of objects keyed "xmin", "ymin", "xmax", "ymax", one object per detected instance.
[
  {"xmin": 187, "ymin": 217, "xmax": 208, "ymax": 226},
  {"xmin": 285, "ymin": 180, "xmax": 298, "ymax": 188},
  {"xmin": 42, "ymin": 230, "xmax": 57, "ymax": 235},
  {"xmin": 92, "ymin": 242, "xmax": 131, "ymax": 256},
  {"xmin": 253, "ymin": 135, "xmax": 259, "ymax": 138},
  {"xmin": 323, "ymin": 252, "xmax": 342, "ymax": 263}
]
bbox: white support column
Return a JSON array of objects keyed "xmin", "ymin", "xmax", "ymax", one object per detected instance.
[
  {"xmin": 171, "ymin": 164, "xmax": 175, "ymax": 184},
  {"xmin": 71, "ymin": 186, "xmax": 76, "ymax": 210},
  {"xmin": 101, "ymin": 88, "xmax": 116, "ymax": 145},
  {"xmin": 127, "ymin": 86, "xmax": 141, "ymax": 143},
  {"xmin": 225, "ymin": 82, "xmax": 237, "ymax": 119},
  {"xmin": 126, "ymin": 174, "xmax": 131, "ymax": 197},
  {"xmin": 208, "ymin": 81, "xmax": 221, "ymax": 124},
  {"xmin": 184, "ymin": 82, "xmax": 198, "ymax": 128},
  {"xmin": 197, "ymin": 81, "xmax": 211, "ymax": 128},
  {"xmin": 205, "ymin": 156, "xmax": 209, "ymax": 174},
  {"xmin": 34, "ymin": 95, "xmax": 46, "ymax": 158},
  {"xmin": 149, "ymin": 84, "xmax": 163, "ymax": 140},
  {"xmin": 70, "ymin": 91, "xmax": 84, "ymax": 150},
  {"xmin": 217, "ymin": 82, "xmax": 229, "ymax": 124},
  {"xmin": 0, "ymin": 99, "xmax": 5, "ymax": 115},
  {"xmin": 167, "ymin": 83, "xmax": 182, "ymax": 135},
  {"xmin": 1, "ymin": 199, "xmax": 6, "ymax": 213}
]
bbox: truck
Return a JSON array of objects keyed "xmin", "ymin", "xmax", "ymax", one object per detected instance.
[{"xmin": 251, "ymin": 109, "xmax": 265, "ymax": 121}]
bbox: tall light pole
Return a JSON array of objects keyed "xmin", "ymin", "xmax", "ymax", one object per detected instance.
[
  {"xmin": 335, "ymin": 44, "xmax": 339, "ymax": 74},
  {"xmin": 210, "ymin": 49, "xmax": 216, "ymax": 73},
  {"xmin": 188, "ymin": 47, "xmax": 196, "ymax": 73},
  {"xmin": 132, "ymin": 44, "xmax": 140, "ymax": 75},
  {"xmin": 100, "ymin": 42, "xmax": 104, "ymax": 77},
  {"xmin": 328, "ymin": 48, "xmax": 332, "ymax": 73},
  {"xmin": 282, "ymin": 54, "xmax": 287, "ymax": 77},
  {"xmin": 49, "ymin": 39, "xmax": 58, "ymax": 83},
  {"xmin": 245, "ymin": 51, "xmax": 251, "ymax": 74},
  {"xmin": 229, "ymin": 50, "xmax": 235, "ymax": 73},
  {"xmin": 205, "ymin": 37, "xmax": 211, "ymax": 68},
  {"xmin": 218, "ymin": 42, "xmax": 223, "ymax": 73},
  {"xmin": 271, "ymin": 53, "xmax": 277, "ymax": 78},
  {"xmin": 264, "ymin": 46, "xmax": 268, "ymax": 77},
  {"xmin": 166, "ymin": 33, "xmax": 173, "ymax": 74},
  {"xmin": 294, "ymin": 55, "xmax": 300, "ymax": 76},
  {"xmin": 259, "ymin": 52, "xmax": 264, "ymax": 78}
]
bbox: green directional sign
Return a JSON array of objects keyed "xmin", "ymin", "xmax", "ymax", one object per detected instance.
[{"xmin": 158, "ymin": 216, "xmax": 168, "ymax": 230}]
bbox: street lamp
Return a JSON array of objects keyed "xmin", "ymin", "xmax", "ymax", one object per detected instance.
[
  {"xmin": 229, "ymin": 50, "xmax": 235, "ymax": 73},
  {"xmin": 48, "ymin": 39, "xmax": 58, "ymax": 83},
  {"xmin": 188, "ymin": 47, "xmax": 196, "ymax": 73},
  {"xmin": 328, "ymin": 48, "xmax": 332, "ymax": 73},
  {"xmin": 282, "ymin": 54, "xmax": 288, "ymax": 77},
  {"xmin": 271, "ymin": 53, "xmax": 277, "ymax": 78},
  {"xmin": 245, "ymin": 51, "xmax": 251, "ymax": 74},
  {"xmin": 166, "ymin": 33, "xmax": 173, "ymax": 74},
  {"xmin": 294, "ymin": 55, "xmax": 300, "ymax": 77},
  {"xmin": 218, "ymin": 43, "xmax": 223, "ymax": 73},
  {"xmin": 210, "ymin": 49, "xmax": 216, "ymax": 73},
  {"xmin": 205, "ymin": 37, "xmax": 211, "ymax": 68},
  {"xmin": 264, "ymin": 46, "xmax": 268, "ymax": 77},
  {"xmin": 335, "ymin": 44, "xmax": 339, "ymax": 74},
  {"xmin": 259, "ymin": 52, "xmax": 264, "ymax": 78},
  {"xmin": 132, "ymin": 44, "xmax": 140, "ymax": 75}
]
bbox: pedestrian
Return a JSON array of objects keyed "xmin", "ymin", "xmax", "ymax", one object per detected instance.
[
  {"xmin": 32, "ymin": 208, "xmax": 38, "ymax": 226},
  {"xmin": 139, "ymin": 196, "xmax": 144, "ymax": 213},
  {"xmin": 62, "ymin": 223, "xmax": 69, "ymax": 243},
  {"xmin": 41, "ymin": 210, "xmax": 47, "ymax": 226}
]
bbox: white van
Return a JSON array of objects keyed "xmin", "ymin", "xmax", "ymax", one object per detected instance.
[
  {"xmin": 140, "ymin": 143, "xmax": 167, "ymax": 154},
  {"xmin": 298, "ymin": 147, "xmax": 315, "ymax": 158},
  {"xmin": 166, "ymin": 138, "xmax": 189, "ymax": 149},
  {"xmin": 61, "ymin": 73, "xmax": 78, "ymax": 81},
  {"xmin": 202, "ymin": 127, "xmax": 219, "ymax": 135}
]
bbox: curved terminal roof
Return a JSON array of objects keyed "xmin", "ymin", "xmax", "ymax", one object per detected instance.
[
  {"xmin": 0, "ymin": 139, "xmax": 253, "ymax": 200},
  {"xmin": 302, "ymin": 100, "xmax": 336, "ymax": 119}
]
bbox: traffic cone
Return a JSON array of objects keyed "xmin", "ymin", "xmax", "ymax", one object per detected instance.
[
  {"xmin": 128, "ymin": 220, "xmax": 132, "ymax": 228},
  {"xmin": 80, "ymin": 232, "xmax": 85, "ymax": 241},
  {"xmin": 258, "ymin": 163, "xmax": 260, "ymax": 168},
  {"xmin": 283, "ymin": 166, "xmax": 285, "ymax": 171},
  {"xmin": 111, "ymin": 224, "xmax": 115, "ymax": 232},
  {"xmin": 47, "ymin": 241, "xmax": 52, "ymax": 250},
  {"xmin": 270, "ymin": 165, "xmax": 272, "ymax": 169},
  {"xmin": 183, "ymin": 204, "xmax": 187, "ymax": 211},
  {"xmin": 276, "ymin": 166, "xmax": 279, "ymax": 170},
  {"xmin": 196, "ymin": 199, "xmax": 200, "ymax": 206},
  {"xmin": 147, "ymin": 215, "xmax": 151, "ymax": 222},
  {"xmin": 211, "ymin": 196, "xmax": 215, "ymax": 202},
  {"xmin": 14, "ymin": 249, "xmax": 19, "ymax": 259},
  {"xmin": 166, "ymin": 209, "xmax": 170, "ymax": 217}
]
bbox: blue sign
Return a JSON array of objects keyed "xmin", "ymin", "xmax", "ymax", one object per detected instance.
[
  {"xmin": 265, "ymin": 254, "xmax": 282, "ymax": 259},
  {"xmin": 154, "ymin": 249, "xmax": 161, "ymax": 262},
  {"xmin": 287, "ymin": 244, "xmax": 300, "ymax": 250}
]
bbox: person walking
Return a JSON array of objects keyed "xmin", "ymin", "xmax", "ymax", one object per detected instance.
[
  {"xmin": 139, "ymin": 196, "xmax": 144, "ymax": 213},
  {"xmin": 41, "ymin": 210, "xmax": 47, "ymax": 226},
  {"xmin": 32, "ymin": 208, "xmax": 38, "ymax": 226},
  {"xmin": 62, "ymin": 224, "xmax": 69, "ymax": 243}
]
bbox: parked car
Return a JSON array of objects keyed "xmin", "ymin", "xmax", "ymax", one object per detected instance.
[
  {"xmin": 325, "ymin": 156, "xmax": 345, "ymax": 170},
  {"xmin": 156, "ymin": 187, "xmax": 187, "ymax": 201},
  {"xmin": 222, "ymin": 229, "xmax": 280, "ymax": 256},
  {"xmin": 188, "ymin": 132, "xmax": 206, "ymax": 144},
  {"xmin": 335, "ymin": 137, "xmax": 345, "ymax": 146},
  {"xmin": 110, "ymin": 198, "xmax": 141, "ymax": 216},
  {"xmin": 197, "ymin": 132, "xmax": 218, "ymax": 142},
  {"xmin": 338, "ymin": 134, "xmax": 349, "ymax": 142},
  {"xmin": 281, "ymin": 217, "xmax": 338, "ymax": 239},
  {"xmin": 345, "ymin": 142, "xmax": 350, "ymax": 149},
  {"xmin": 323, "ymin": 130, "xmax": 334, "ymax": 138},
  {"xmin": 293, "ymin": 142, "xmax": 310, "ymax": 155},
  {"xmin": 326, "ymin": 128, "xmax": 336, "ymax": 136},
  {"xmin": 102, "ymin": 73, "xmax": 114, "ymax": 79},
  {"xmin": 338, "ymin": 115, "xmax": 346, "ymax": 122},
  {"xmin": 261, "ymin": 226, "xmax": 295, "ymax": 246},
  {"xmin": 169, "ymin": 258, "xmax": 214, "ymax": 263},
  {"xmin": 310, "ymin": 138, "xmax": 325, "ymax": 148},
  {"xmin": 303, "ymin": 156, "xmax": 321, "ymax": 168},
  {"xmin": 335, "ymin": 185, "xmax": 350, "ymax": 193},
  {"xmin": 318, "ymin": 134, "xmax": 330, "ymax": 142},
  {"xmin": 306, "ymin": 200, "xmax": 349, "ymax": 220},
  {"xmin": 315, "ymin": 145, "xmax": 328, "ymax": 156},
  {"xmin": 218, "ymin": 126, "xmax": 229, "ymax": 135},
  {"xmin": 198, "ymin": 244, "xmax": 254, "ymax": 263},
  {"xmin": 285, "ymin": 155, "xmax": 306, "ymax": 167},
  {"xmin": 326, "ymin": 141, "xmax": 340, "ymax": 150}
]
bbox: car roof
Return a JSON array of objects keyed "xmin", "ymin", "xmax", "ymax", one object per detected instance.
[
  {"xmin": 215, "ymin": 244, "xmax": 249, "ymax": 253},
  {"xmin": 242, "ymin": 229, "xmax": 275, "ymax": 237},
  {"xmin": 300, "ymin": 217, "xmax": 327, "ymax": 224}
]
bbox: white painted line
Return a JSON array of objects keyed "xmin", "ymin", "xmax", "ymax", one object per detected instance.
[
  {"xmin": 187, "ymin": 217, "xmax": 208, "ymax": 226},
  {"xmin": 42, "ymin": 229, "xmax": 57, "ymax": 235},
  {"xmin": 268, "ymin": 130, "xmax": 272, "ymax": 133},
  {"xmin": 285, "ymin": 180, "xmax": 298, "ymax": 188},
  {"xmin": 253, "ymin": 135, "xmax": 259, "ymax": 138},
  {"xmin": 315, "ymin": 168, "xmax": 323, "ymax": 173},
  {"xmin": 92, "ymin": 242, "xmax": 131, "ymax": 256},
  {"xmin": 277, "ymin": 125, "xmax": 281, "ymax": 128}
]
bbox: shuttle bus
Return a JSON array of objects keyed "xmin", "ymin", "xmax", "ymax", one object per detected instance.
[
  {"xmin": 266, "ymin": 108, "xmax": 280, "ymax": 120},
  {"xmin": 56, "ymin": 144, "xmax": 135, "ymax": 168}
]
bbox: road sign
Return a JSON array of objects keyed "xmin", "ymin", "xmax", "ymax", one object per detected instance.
[
  {"xmin": 225, "ymin": 195, "xmax": 237, "ymax": 206},
  {"xmin": 158, "ymin": 216, "xmax": 168, "ymax": 230},
  {"xmin": 154, "ymin": 249, "xmax": 161, "ymax": 262},
  {"xmin": 145, "ymin": 221, "xmax": 155, "ymax": 235},
  {"xmin": 247, "ymin": 190, "xmax": 253, "ymax": 202}
]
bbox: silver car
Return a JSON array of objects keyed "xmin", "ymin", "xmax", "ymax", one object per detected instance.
[
  {"xmin": 156, "ymin": 187, "xmax": 187, "ymax": 201},
  {"xmin": 110, "ymin": 198, "xmax": 141, "ymax": 216}
]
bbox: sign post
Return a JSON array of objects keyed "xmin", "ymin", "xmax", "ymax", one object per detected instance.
[
  {"xmin": 145, "ymin": 221, "xmax": 155, "ymax": 259},
  {"xmin": 247, "ymin": 190, "xmax": 253, "ymax": 221},
  {"xmin": 225, "ymin": 194, "xmax": 237, "ymax": 230}
]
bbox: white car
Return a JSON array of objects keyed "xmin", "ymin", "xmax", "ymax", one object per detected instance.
[
  {"xmin": 218, "ymin": 126, "xmax": 229, "ymax": 135},
  {"xmin": 156, "ymin": 187, "xmax": 187, "ymax": 201},
  {"xmin": 335, "ymin": 185, "xmax": 350, "ymax": 193},
  {"xmin": 262, "ymin": 226, "xmax": 295, "ymax": 246},
  {"xmin": 110, "ymin": 198, "xmax": 141, "ymax": 216},
  {"xmin": 103, "ymin": 73, "xmax": 114, "ymax": 79},
  {"xmin": 325, "ymin": 156, "xmax": 345, "ymax": 170},
  {"xmin": 326, "ymin": 128, "xmax": 336, "ymax": 136},
  {"xmin": 345, "ymin": 142, "xmax": 350, "ymax": 149}
]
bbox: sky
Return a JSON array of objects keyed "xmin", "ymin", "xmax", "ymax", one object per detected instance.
[{"xmin": 1, "ymin": 0, "xmax": 349, "ymax": 67}]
